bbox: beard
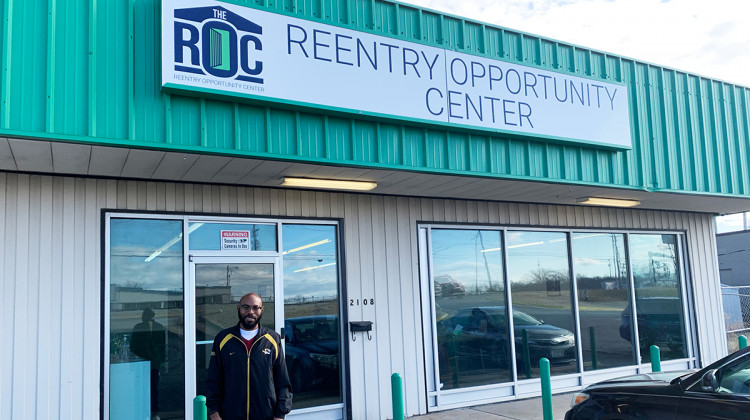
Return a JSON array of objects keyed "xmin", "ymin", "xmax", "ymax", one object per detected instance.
[{"xmin": 237, "ymin": 308, "xmax": 262, "ymax": 330}]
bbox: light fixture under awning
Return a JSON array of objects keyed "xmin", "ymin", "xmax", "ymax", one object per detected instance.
[
  {"xmin": 577, "ymin": 197, "xmax": 641, "ymax": 207},
  {"xmin": 281, "ymin": 177, "xmax": 377, "ymax": 191}
]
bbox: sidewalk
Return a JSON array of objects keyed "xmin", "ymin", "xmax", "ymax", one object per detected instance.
[{"xmin": 410, "ymin": 393, "xmax": 574, "ymax": 420}]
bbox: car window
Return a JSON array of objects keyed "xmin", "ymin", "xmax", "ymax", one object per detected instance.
[
  {"xmin": 513, "ymin": 311, "xmax": 543, "ymax": 326},
  {"xmin": 717, "ymin": 357, "xmax": 750, "ymax": 395}
]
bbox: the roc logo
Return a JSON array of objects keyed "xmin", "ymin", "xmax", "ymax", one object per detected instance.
[{"xmin": 173, "ymin": 6, "xmax": 263, "ymax": 83}]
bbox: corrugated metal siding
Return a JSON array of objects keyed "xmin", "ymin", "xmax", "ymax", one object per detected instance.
[
  {"xmin": 0, "ymin": 171, "xmax": 727, "ymax": 419},
  {"xmin": 0, "ymin": 0, "xmax": 748, "ymax": 197}
]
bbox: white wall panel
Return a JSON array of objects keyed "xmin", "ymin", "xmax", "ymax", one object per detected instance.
[{"xmin": 0, "ymin": 171, "xmax": 727, "ymax": 420}]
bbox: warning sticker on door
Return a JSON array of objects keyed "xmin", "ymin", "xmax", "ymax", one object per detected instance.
[{"xmin": 221, "ymin": 230, "xmax": 250, "ymax": 250}]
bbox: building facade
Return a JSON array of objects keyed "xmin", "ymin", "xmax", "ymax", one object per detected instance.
[
  {"xmin": 718, "ymin": 230, "xmax": 750, "ymax": 352},
  {"xmin": 1, "ymin": 1, "xmax": 750, "ymax": 419}
]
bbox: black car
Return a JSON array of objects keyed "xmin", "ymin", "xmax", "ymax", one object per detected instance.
[
  {"xmin": 565, "ymin": 346, "xmax": 750, "ymax": 419},
  {"xmin": 284, "ymin": 315, "xmax": 340, "ymax": 392},
  {"xmin": 619, "ymin": 297, "xmax": 686, "ymax": 356}
]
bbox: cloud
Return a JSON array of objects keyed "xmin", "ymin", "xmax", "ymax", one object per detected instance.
[{"xmin": 400, "ymin": 0, "xmax": 750, "ymax": 86}]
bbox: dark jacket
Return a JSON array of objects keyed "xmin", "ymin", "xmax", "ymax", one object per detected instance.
[{"xmin": 206, "ymin": 324, "xmax": 293, "ymax": 420}]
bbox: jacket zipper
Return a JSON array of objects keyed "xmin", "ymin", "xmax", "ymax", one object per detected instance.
[{"xmin": 247, "ymin": 334, "xmax": 262, "ymax": 420}]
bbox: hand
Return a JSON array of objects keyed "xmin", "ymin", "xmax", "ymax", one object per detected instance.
[{"xmin": 210, "ymin": 412, "xmax": 222, "ymax": 420}]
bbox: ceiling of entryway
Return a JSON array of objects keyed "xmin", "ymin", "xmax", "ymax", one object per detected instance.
[{"xmin": 2, "ymin": 137, "xmax": 750, "ymax": 215}]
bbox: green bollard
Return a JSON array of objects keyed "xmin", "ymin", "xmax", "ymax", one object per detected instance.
[
  {"xmin": 522, "ymin": 329, "xmax": 532, "ymax": 379},
  {"xmin": 739, "ymin": 335, "xmax": 748, "ymax": 349},
  {"xmin": 193, "ymin": 395, "xmax": 207, "ymax": 420},
  {"xmin": 590, "ymin": 326, "xmax": 598, "ymax": 370},
  {"xmin": 540, "ymin": 358, "xmax": 553, "ymax": 420},
  {"xmin": 391, "ymin": 373, "xmax": 404, "ymax": 420},
  {"xmin": 650, "ymin": 345, "xmax": 661, "ymax": 373}
]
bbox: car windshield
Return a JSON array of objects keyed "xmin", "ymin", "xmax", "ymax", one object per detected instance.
[
  {"xmin": 290, "ymin": 319, "xmax": 338, "ymax": 342},
  {"xmin": 513, "ymin": 311, "xmax": 543, "ymax": 326}
]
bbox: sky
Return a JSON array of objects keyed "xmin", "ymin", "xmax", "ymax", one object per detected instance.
[{"xmin": 398, "ymin": 0, "xmax": 750, "ymax": 87}]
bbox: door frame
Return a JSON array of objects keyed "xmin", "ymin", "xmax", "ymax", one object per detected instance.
[{"xmin": 185, "ymin": 255, "xmax": 283, "ymax": 419}]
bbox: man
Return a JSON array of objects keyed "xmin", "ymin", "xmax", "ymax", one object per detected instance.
[
  {"xmin": 130, "ymin": 307, "xmax": 166, "ymax": 420},
  {"xmin": 206, "ymin": 293, "xmax": 293, "ymax": 420}
]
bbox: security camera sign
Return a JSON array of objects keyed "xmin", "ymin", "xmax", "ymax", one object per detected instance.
[{"xmin": 221, "ymin": 230, "xmax": 250, "ymax": 250}]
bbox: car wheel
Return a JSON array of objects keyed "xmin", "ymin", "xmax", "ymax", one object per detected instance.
[{"xmin": 638, "ymin": 330, "xmax": 652, "ymax": 353}]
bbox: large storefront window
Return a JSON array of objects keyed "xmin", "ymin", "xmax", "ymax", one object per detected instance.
[
  {"xmin": 573, "ymin": 233, "xmax": 635, "ymax": 370},
  {"xmin": 424, "ymin": 226, "xmax": 693, "ymax": 401},
  {"xmin": 283, "ymin": 224, "xmax": 342, "ymax": 408},
  {"xmin": 507, "ymin": 231, "xmax": 577, "ymax": 378},
  {"xmin": 109, "ymin": 218, "xmax": 185, "ymax": 420},
  {"xmin": 629, "ymin": 234, "xmax": 688, "ymax": 362},
  {"xmin": 432, "ymin": 229, "xmax": 510, "ymax": 390}
]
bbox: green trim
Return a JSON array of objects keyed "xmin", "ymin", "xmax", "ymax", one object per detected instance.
[
  {"xmin": 46, "ymin": 0, "xmax": 56, "ymax": 132},
  {"xmin": 2, "ymin": 0, "xmax": 748, "ymax": 200},
  {"xmin": 88, "ymin": 0, "xmax": 97, "ymax": 137},
  {"xmin": 1, "ymin": 0, "xmax": 12, "ymax": 126},
  {"xmin": 127, "ymin": 0, "xmax": 134, "ymax": 140},
  {"xmin": 161, "ymin": 83, "xmax": 633, "ymax": 151},
  {"xmin": 165, "ymin": 93, "xmax": 172, "ymax": 144}
]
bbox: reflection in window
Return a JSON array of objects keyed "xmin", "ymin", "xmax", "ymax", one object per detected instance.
[
  {"xmin": 109, "ymin": 219, "xmax": 185, "ymax": 420},
  {"xmin": 573, "ymin": 233, "xmax": 635, "ymax": 371},
  {"xmin": 507, "ymin": 231, "xmax": 577, "ymax": 378},
  {"xmin": 282, "ymin": 224, "xmax": 342, "ymax": 408},
  {"xmin": 189, "ymin": 222, "xmax": 277, "ymax": 251},
  {"xmin": 431, "ymin": 229, "xmax": 511, "ymax": 390},
  {"xmin": 629, "ymin": 234, "xmax": 687, "ymax": 362}
]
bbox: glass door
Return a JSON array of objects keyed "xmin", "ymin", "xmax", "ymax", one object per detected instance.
[{"xmin": 187, "ymin": 257, "xmax": 281, "ymax": 419}]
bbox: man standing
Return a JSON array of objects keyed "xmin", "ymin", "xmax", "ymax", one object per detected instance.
[
  {"xmin": 206, "ymin": 293, "xmax": 293, "ymax": 420},
  {"xmin": 131, "ymin": 307, "xmax": 166, "ymax": 420}
]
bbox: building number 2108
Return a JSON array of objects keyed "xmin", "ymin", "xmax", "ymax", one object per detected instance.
[{"xmin": 350, "ymin": 298, "xmax": 375, "ymax": 306}]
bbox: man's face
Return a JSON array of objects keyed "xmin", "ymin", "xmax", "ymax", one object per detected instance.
[{"xmin": 237, "ymin": 295, "xmax": 263, "ymax": 330}]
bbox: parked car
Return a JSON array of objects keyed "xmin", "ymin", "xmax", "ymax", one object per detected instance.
[
  {"xmin": 434, "ymin": 275, "xmax": 466, "ymax": 296},
  {"xmin": 437, "ymin": 306, "xmax": 576, "ymax": 372},
  {"xmin": 619, "ymin": 297, "xmax": 685, "ymax": 355},
  {"xmin": 565, "ymin": 346, "xmax": 750, "ymax": 419},
  {"xmin": 284, "ymin": 315, "xmax": 340, "ymax": 392}
]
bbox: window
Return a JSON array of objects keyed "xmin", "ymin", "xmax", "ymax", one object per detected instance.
[
  {"xmin": 109, "ymin": 218, "xmax": 185, "ymax": 420},
  {"xmin": 573, "ymin": 233, "xmax": 636, "ymax": 370},
  {"xmin": 423, "ymin": 226, "xmax": 693, "ymax": 398},
  {"xmin": 431, "ymin": 229, "xmax": 510, "ymax": 389},
  {"xmin": 282, "ymin": 224, "xmax": 342, "ymax": 408},
  {"xmin": 507, "ymin": 231, "xmax": 577, "ymax": 378},
  {"xmin": 718, "ymin": 357, "xmax": 750, "ymax": 394},
  {"xmin": 629, "ymin": 234, "xmax": 688, "ymax": 362}
]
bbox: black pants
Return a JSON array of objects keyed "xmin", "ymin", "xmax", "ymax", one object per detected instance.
[{"xmin": 150, "ymin": 368, "xmax": 160, "ymax": 412}]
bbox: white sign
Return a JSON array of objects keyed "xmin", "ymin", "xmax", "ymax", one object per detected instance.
[
  {"xmin": 162, "ymin": 0, "xmax": 632, "ymax": 149},
  {"xmin": 221, "ymin": 230, "xmax": 250, "ymax": 250}
]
